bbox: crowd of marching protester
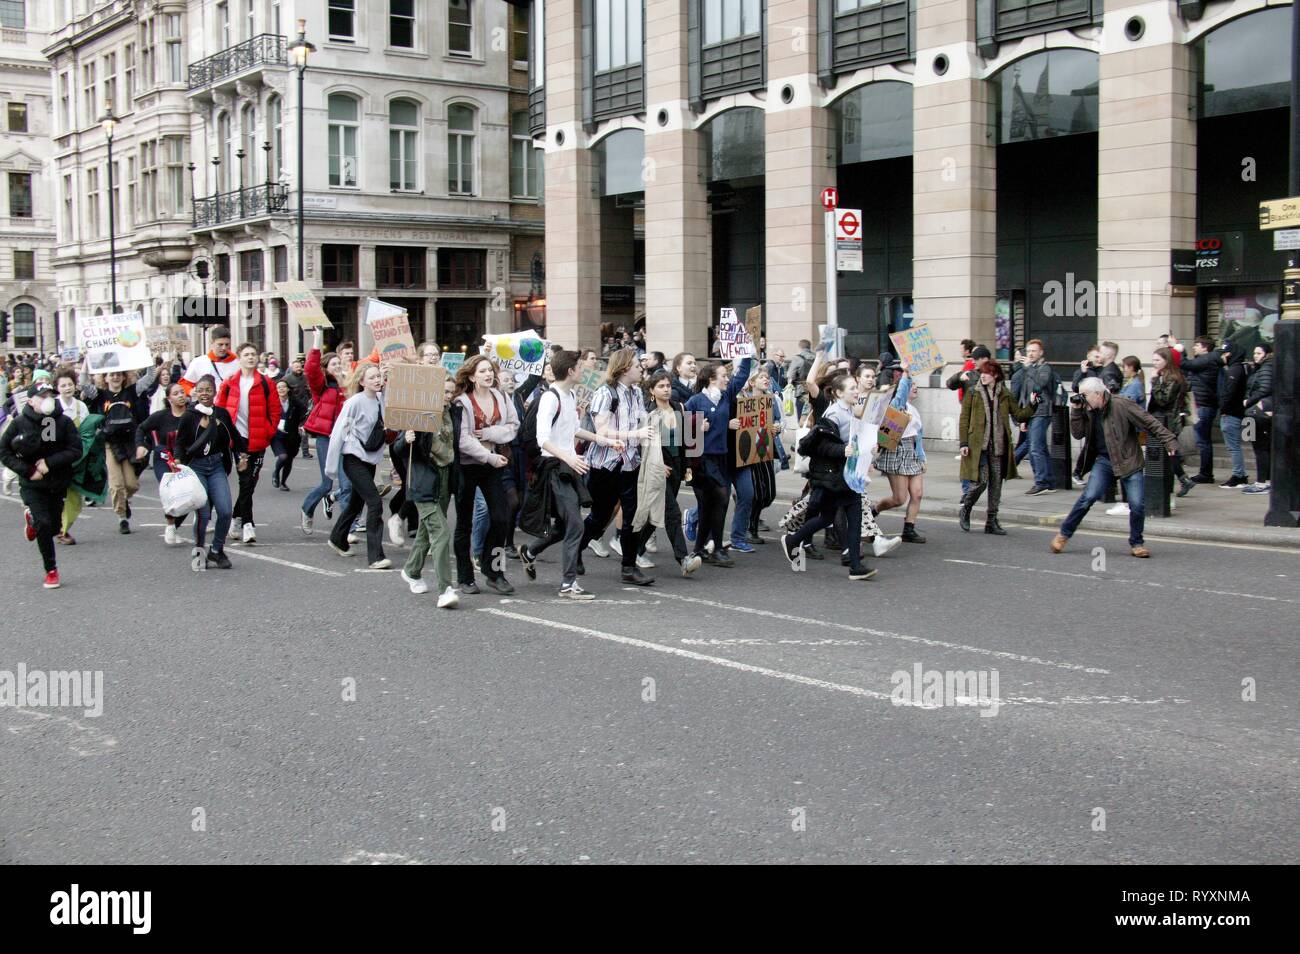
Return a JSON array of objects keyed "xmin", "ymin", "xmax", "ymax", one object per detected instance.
[{"xmin": 0, "ymin": 322, "xmax": 1276, "ymax": 595}]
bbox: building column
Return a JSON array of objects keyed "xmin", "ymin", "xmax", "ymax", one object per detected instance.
[
  {"xmin": 1096, "ymin": 5, "xmax": 1196, "ymax": 357},
  {"xmin": 643, "ymin": 0, "xmax": 710, "ymax": 358},
  {"xmin": 764, "ymin": 1, "xmax": 832, "ymax": 356},
  {"xmin": 541, "ymin": 0, "xmax": 601, "ymax": 351},
  {"xmin": 912, "ymin": 2, "xmax": 997, "ymax": 370}
]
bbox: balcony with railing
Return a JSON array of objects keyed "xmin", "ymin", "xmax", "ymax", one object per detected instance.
[
  {"xmin": 188, "ymin": 34, "xmax": 287, "ymax": 92},
  {"xmin": 192, "ymin": 182, "xmax": 289, "ymax": 229}
]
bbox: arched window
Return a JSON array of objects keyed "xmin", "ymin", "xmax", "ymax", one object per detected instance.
[
  {"xmin": 328, "ymin": 93, "xmax": 359, "ymax": 187},
  {"xmin": 831, "ymin": 82, "xmax": 913, "ymax": 164},
  {"xmin": 1197, "ymin": 8, "xmax": 1294, "ymax": 118},
  {"xmin": 447, "ymin": 104, "xmax": 476, "ymax": 195},
  {"xmin": 389, "ymin": 99, "xmax": 420, "ymax": 191},
  {"xmin": 268, "ymin": 94, "xmax": 283, "ymax": 180},
  {"xmin": 217, "ymin": 110, "xmax": 233, "ymax": 191},
  {"xmin": 241, "ymin": 102, "xmax": 258, "ymax": 187},
  {"xmin": 992, "ymin": 50, "xmax": 1098, "ymax": 145},
  {"xmin": 12, "ymin": 304, "xmax": 37, "ymax": 349}
]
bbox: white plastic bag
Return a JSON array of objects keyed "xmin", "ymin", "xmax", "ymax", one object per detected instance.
[
  {"xmin": 159, "ymin": 465, "xmax": 209, "ymax": 517},
  {"xmin": 792, "ymin": 415, "xmax": 813, "ymax": 475}
]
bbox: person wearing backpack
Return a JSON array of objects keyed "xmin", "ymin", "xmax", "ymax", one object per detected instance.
[
  {"xmin": 325, "ymin": 364, "xmax": 391, "ymax": 568},
  {"xmin": 215, "ymin": 343, "xmax": 282, "ymax": 545}
]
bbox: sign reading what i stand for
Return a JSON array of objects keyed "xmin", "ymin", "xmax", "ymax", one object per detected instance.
[{"xmin": 366, "ymin": 298, "xmax": 417, "ymax": 365}]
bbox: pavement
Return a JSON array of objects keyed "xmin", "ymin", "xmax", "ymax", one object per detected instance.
[{"xmin": 1, "ymin": 457, "xmax": 1295, "ymax": 864}]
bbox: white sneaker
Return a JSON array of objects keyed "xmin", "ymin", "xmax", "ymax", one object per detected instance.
[
  {"xmin": 588, "ymin": 539, "xmax": 610, "ymax": 558},
  {"xmin": 347, "ymin": 532, "xmax": 360, "ymax": 545},
  {"xmin": 242, "ymin": 523, "xmax": 256, "ymax": 544},
  {"xmin": 609, "ymin": 537, "xmax": 623, "ymax": 557},
  {"xmin": 369, "ymin": 558, "xmax": 393, "ymax": 570},
  {"xmin": 437, "ymin": 586, "xmax": 460, "ymax": 609},
  {"xmin": 164, "ymin": 524, "xmax": 178, "ymax": 546},
  {"xmin": 300, "ymin": 510, "xmax": 313, "ymax": 535},
  {"xmin": 387, "ymin": 514, "xmax": 407, "ymax": 547},
  {"xmin": 872, "ymin": 535, "xmax": 902, "ymax": 558},
  {"xmin": 644, "ymin": 535, "xmax": 658, "ymax": 554},
  {"xmin": 636, "ymin": 554, "xmax": 655, "ymax": 569},
  {"xmin": 401, "ymin": 570, "xmax": 428, "ymax": 594},
  {"xmin": 232, "ymin": 517, "xmax": 243, "ymax": 536},
  {"xmin": 1106, "ymin": 503, "xmax": 1130, "ymax": 516},
  {"xmin": 1169, "ymin": 497, "xmax": 1175, "ymax": 512},
  {"xmin": 328, "ymin": 540, "xmax": 354, "ymax": 557},
  {"xmin": 559, "ymin": 582, "xmax": 596, "ymax": 601}
]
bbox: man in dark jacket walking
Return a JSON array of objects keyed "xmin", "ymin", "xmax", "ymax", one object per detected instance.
[
  {"xmin": 1051, "ymin": 377, "xmax": 1178, "ymax": 559},
  {"xmin": 0, "ymin": 381, "xmax": 82, "ymax": 587}
]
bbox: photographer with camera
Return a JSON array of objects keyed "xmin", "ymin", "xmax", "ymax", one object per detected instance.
[{"xmin": 1051, "ymin": 377, "xmax": 1178, "ymax": 559}]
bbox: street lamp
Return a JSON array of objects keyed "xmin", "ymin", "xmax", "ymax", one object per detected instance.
[
  {"xmin": 288, "ymin": 19, "xmax": 316, "ymax": 352},
  {"xmin": 100, "ymin": 101, "xmax": 119, "ymax": 314}
]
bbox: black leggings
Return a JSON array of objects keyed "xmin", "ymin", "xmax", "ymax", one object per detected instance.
[
  {"xmin": 387, "ymin": 443, "xmax": 417, "ymax": 530},
  {"xmin": 581, "ymin": 463, "xmax": 639, "ymax": 569},
  {"xmin": 788, "ymin": 486, "xmax": 863, "ymax": 568},
  {"xmin": 233, "ymin": 446, "xmax": 265, "ymax": 525},
  {"xmin": 22, "ymin": 484, "xmax": 65, "ymax": 573},
  {"xmin": 330, "ymin": 455, "xmax": 385, "ymax": 564},
  {"xmin": 455, "ymin": 463, "xmax": 509, "ymax": 583},
  {"xmin": 691, "ymin": 456, "xmax": 730, "ymax": 556}
]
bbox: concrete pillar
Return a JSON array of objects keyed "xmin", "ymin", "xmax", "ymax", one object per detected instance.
[
  {"xmin": 764, "ymin": 0, "xmax": 832, "ymax": 357},
  {"xmin": 644, "ymin": 0, "xmax": 710, "ymax": 358},
  {"xmin": 1096, "ymin": 5, "xmax": 1196, "ymax": 358},
  {"xmin": 912, "ymin": 1, "xmax": 997, "ymax": 372},
  {"xmin": 542, "ymin": 0, "xmax": 602, "ymax": 351}
]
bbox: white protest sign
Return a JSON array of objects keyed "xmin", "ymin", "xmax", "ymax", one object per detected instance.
[
  {"xmin": 717, "ymin": 307, "xmax": 756, "ymax": 359},
  {"xmin": 365, "ymin": 298, "xmax": 416, "ymax": 364},
  {"xmin": 482, "ymin": 330, "xmax": 549, "ymax": 375},
  {"xmin": 78, "ymin": 311, "xmax": 153, "ymax": 373}
]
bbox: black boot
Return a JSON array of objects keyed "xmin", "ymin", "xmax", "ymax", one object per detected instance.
[
  {"xmin": 984, "ymin": 516, "xmax": 1007, "ymax": 536},
  {"xmin": 958, "ymin": 503, "xmax": 972, "ymax": 532},
  {"xmin": 901, "ymin": 522, "xmax": 926, "ymax": 543},
  {"xmin": 1176, "ymin": 476, "xmax": 1194, "ymax": 498}
]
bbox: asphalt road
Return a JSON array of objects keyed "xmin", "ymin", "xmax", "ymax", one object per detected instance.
[{"xmin": 1, "ymin": 464, "xmax": 1296, "ymax": 864}]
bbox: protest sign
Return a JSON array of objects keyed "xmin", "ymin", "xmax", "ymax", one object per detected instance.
[
  {"xmin": 744, "ymin": 306, "xmax": 762, "ymax": 352},
  {"xmin": 274, "ymin": 281, "xmax": 332, "ymax": 330},
  {"xmin": 483, "ymin": 330, "xmax": 549, "ymax": 375},
  {"xmin": 877, "ymin": 405, "xmax": 910, "ymax": 452},
  {"xmin": 717, "ymin": 307, "xmax": 756, "ymax": 359},
  {"xmin": 818, "ymin": 323, "xmax": 848, "ymax": 358},
  {"xmin": 59, "ymin": 346, "xmax": 79, "ymax": 363},
  {"xmin": 366, "ymin": 298, "xmax": 416, "ymax": 365},
  {"xmin": 385, "ymin": 363, "xmax": 446, "ymax": 432},
  {"xmin": 573, "ymin": 360, "xmax": 607, "ymax": 410},
  {"xmin": 440, "ymin": 352, "xmax": 466, "ymax": 376},
  {"xmin": 145, "ymin": 324, "xmax": 189, "ymax": 357},
  {"xmin": 78, "ymin": 312, "xmax": 153, "ymax": 373},
  {"xmin": 889, "ymin": 323, "xmax": 945, "ymax": 375},
  {"xmin": 735, "ymin": 394, "xmax": 776, "ymax": 467}
]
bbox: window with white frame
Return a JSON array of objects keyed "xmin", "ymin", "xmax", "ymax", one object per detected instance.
[
  {"xmin": 126, "ymin": 155, "xmax": 136, "ymax": 228},
  {"xmin": 447, "ymin": 103, "xmax": 475, "ymax": 194},
  {"xmin": 166, "ymin": 13, "xmax": 183, "ymax": 84},
  {"xmin": 268, "ymin": 94, "xmax": 283, "ymax": 180},
  {"xmin": 242, "ymin": 0, "xmax": 254, "ymax": 40},
  {"xmin": 59, "ymin": 72, "xmax": 71, "ymax": 132},
  {"xmin": 218, "ymin": 111, "xmax": 233, "ymax": 190},
  {"xmin": 448, "ymin": 0, "xmax": 472, "ymax": 57},
  {"xmin": 140, "ymin": 16, "xmax": 156, "ymax": 90},
  {"xmin": 510, "ymin": 111, "xmax": 540, "ymax": 198},
  {"xmin": 271, "ymin": 0, "xmax": 281, "ymax": 37},
  {"xmin": 703, "ymin": 0, "xmax": 761, "ymax": 45},
  {"xmin": 328, "ymin": 94, "xmax": 359, "ymax": 187},
  {"xmin": 166, "ymin": 138, "xmax": 185, "ymax": 213},
  {"xmin": 12, "ymin": 304, "xmax": 36, "ymax": 349},
  {"xmin": 7, "ymin": 101, "xmax": 27, "ymax": 133},
  {"xmin": 8, "ymin": 172, "xmax": 33, "ymax": 218},
  {"xmin": 389, "ymin": 99, "xmax": 419, "ymax": 191},
  {"xmin": 109, "ymin": 160, "xmax": 120, "ymax": 229},
  {"xmin": 0, "ymin": 0, "xmax": 25, "ymax": 30},
  {"xmin": 512, "ymin": 4, "xmax": 529, "ymax": 67},
  {"xmin": 217, "ymin": 1, "xmax": 231, "ymax": 50},
  {"xmin": 82, "ymin": 62, "xmax": 96, "ymax": 124},
  {"xmin": 241, "ymin": 103, "xmax": 257, "ymax": 187},
  {"xmin": 102, "ymin": 52, "xmax": 117, "ymax": 113},
  {"xmin": 390, "ymin": 0, "xmax": 415, "ymax": 49},
  {"xmin": 13, "ymin": 249, "xmax": 34, "ymax": 281},
  {"xmin": 329, "ymin": 0, "xmax": 356, "ymax": 42},
  {"xmin": 124, "ymin": 43, "xmax": 135, "ymax": 102},
  {"xmin": 62, "ymin": 174, "xmax": 73, "ymax": 238},
  {"xmin": 86, "ymin": 166, "xmax": 101, "ymax": 237},
  {"xmin": 140, "ymin": 139, "xmax": 157, "ymax": 220},
  {"xmin": 595, "ymin": 0, "xmax": 642, "ymax": 71}
]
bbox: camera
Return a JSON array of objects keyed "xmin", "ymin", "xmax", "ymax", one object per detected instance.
[{"xmin": 1068, "ymin": 393, "xmax": 1086, "ymax": 408}]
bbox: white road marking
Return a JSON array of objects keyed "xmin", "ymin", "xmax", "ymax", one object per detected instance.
[
  {"xmin": 916, "ymin": 514, "xmax": 1300, "ymax": 554},
  {"xmin": 640, "ymin": 590, "xmax": 1110, "ymax": 674},
  {"xmin": 341, "ymin": 850, "xmax": 422, "ymax": 865},
  {"xmin": 4, "ymin": 708, "xmax": 119, "ymax": 756},
  {"xmin": 498, "ymin": 597, "xmax": 661, "ymax": 606},
  {"xmin": 223, "ymin": 547, "xmax": 345, "ymax": 577},
  {"xmin": 944, "ymin": 559, "xmax": 1294, "ymax": 604}
]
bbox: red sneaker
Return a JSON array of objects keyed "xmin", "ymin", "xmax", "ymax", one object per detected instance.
[
  {"xmin": 24, "ymin": 508, "xmax": 36, "ymax": 542},
  {"xmin": 43, "ymin": 570, "xmax": 61, "ymax": 589}
]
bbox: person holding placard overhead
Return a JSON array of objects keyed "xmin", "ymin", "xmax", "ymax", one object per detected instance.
[{"xmin": 873, "ymin": 353, "xmax": 927, "ymax": 543}]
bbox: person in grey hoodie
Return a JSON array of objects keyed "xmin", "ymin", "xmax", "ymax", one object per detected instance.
[{"xmin": 325, "ymin": 364, "xmax": 390, "ymax": 568}]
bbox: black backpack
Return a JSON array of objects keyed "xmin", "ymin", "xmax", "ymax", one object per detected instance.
[{"xmin": 521, "ymin": 385, "xmax": 562, "ymax": 468}]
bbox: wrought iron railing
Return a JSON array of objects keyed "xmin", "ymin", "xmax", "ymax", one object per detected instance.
[
  {"xmin": 192, "ymin": 183, "xmax": 289, "ymax": 228},
  {"xmin": 188, "ymin": 34, "xmax": 287, "ymax": 91}
]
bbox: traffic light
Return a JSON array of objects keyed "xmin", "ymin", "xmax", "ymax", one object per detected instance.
[{"xmin": 0, "ymin": 309, "xmax": 10, "ymax": 341}]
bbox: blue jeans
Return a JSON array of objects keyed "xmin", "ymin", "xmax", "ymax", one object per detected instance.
[
  {"xmin": 1193, "ymin": 406, "xmax": 1215, "ymax": 477},
  {"xmin": 1014, "ymin": 416, "xmax": 1052, "ymax": 487},
  {"xmin": 730, "ymin": 466, "xmax": 754, "ymax": 545},
  {"xmin": 1060, "ymin": 455, "xmax": 1146, "ymax": 547},
  {"xmin": 1220, "ymin": 415, "xmax": 1247, "ymax": 479},
  {"xmin": 471, "ymin": 489, "xmax": 488, "ymax": 558},
  {"xmin": 190, "ymin": 454, "xmax": 233, "ymax": 553},
  {"xmin": 302, "ymin": 434, "xmax": 352, "ymax": 517}
]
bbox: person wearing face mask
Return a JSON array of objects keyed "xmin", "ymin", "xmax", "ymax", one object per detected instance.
[
  {"xmin": 780, "ymin": 373, "xmax": 875, "ymax": 581},
  {"xmin": 684, "ymin": 355, "xmax": 753, "ymax": 568},
  {"xmin": 79, "ymin": 365, "xmax": 149, "ymax": 534},
  {"xmin": 300, "ymin": 329, "xmax": 350, "ymax": 533},
  {"xmin": 0, "ymin": 379, "xmax": 81, "ymax": 587},
  {"xmin": 958, "ymin": 358, "xmax": 1039, "ymax": 534},
  {"xmin": 135, "ymin": 381, "xmax": 193, "ymax": 545},
  {"xmin": 176, "ymin": 375, "xmax": 237, "ymax": 569}
]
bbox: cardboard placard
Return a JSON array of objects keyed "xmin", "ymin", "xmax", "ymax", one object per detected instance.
[
  {"xmin": 78, "ymin": 311, "xmax": 153, "ymax": 373},
  {"xmin": 145, "ymin": 324, "xmax": 189, "ymax": 357},
  {"xmin": 818, "ymin": 323, "xmax": 848, "ymax": 359},
  {"xmin": 744, "ymin": 305, "xmax": 762, "ymax": 353},
  {"xmin": 366, "ymin": 299, "xmax": 416, "ymax": 365},
  {"xmin": 717, "ymin": 307, "xmax": 756, "ymax": 360},
  {"xmin": 889, "ymin": 323, "xmax": 945, "ymax": 376},
  {"xmin": 275, "ymin": 281, "xmax": 332, "ymax": 330},
  {"xmin": 735, "ymin": 394, "xmax": 776, "ymax": 467},
  {"xmin": 385, "ymin": 363, "xmax": 446, "ymax": 432},
  {"xmin": 877, "ymin": 405, "xmax": 910, "ymax": 452},
  {"xmin": 439, "ymin": 352, "xmax": 466, "ymax": 376},
  {"xmin": 573, "ymin": 360, "xmax": 607, "ymax": 411}
]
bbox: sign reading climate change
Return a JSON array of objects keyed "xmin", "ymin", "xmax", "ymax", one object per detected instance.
[
  {"xmin": 482, "ymin": 330, "xmax": 549, "ymax": 375},
  {"xmin": 78, "ymin": 312, "xmax": 153, "ymax": 373},
  {"xmin": 366, "ymin": 298, "xmax": 416, "ymax": 365}
]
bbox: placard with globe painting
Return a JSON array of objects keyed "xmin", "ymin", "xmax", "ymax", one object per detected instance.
[
  {"xmin": 365, "ymin": 298, "xmax": 416, "ymax": 365},
  {"xmin": 481, "ymin": 331, "xmax": 549, "ymax": 375},
  {"xmin": 78, "ymin": 312, "xmax": 153, "ymax": 373}
]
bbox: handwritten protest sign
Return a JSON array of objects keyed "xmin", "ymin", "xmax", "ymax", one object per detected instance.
[
  {"xmin": 877, "ymin": 405, "xmax": 911, "ymax": 452},
  {"xmin": 574, "ymin": 360, "xmax": 607, "ymax": 411},
  {"xmin": 744, "ymin": 306, "xmax": 762, "ymax": 352},
  {"xmin": 385, "ymin": 363, "xmax": 446, "ymax": 432},
  {"xmin": 145, "ymin": 324, "xmax": 189, "ymax": 357},
  {"xmin": 889, "ymin": 323, "xmax": 945, "ymax": 375},
  {"xmin": 483, "ymin": 330, "xmax": 549, "ymax": 375},
  {"xmin": 366, "ymin": 299, "xmax": 416, "ymax": 365},
  {"xmin": 818, "ymin": 323, "xmax": 848, "ymax": 358},
  {"xmin": 78, "ymin": 312, "xmax": 153, "ymax": 373},
  {"xmin": 274, "ymin": 281, "xmax": 332, "ymax": 330},
  {"xmin": 717, "ymin": 307, "xmax": 756, "ymax": 359},
  {"xmin": 735, "ymin": 394, "xmax": 776, "ymax": 467},
  {"xmin": 439, "ymin": 352, "xmax": 465, "ymax": 376}
]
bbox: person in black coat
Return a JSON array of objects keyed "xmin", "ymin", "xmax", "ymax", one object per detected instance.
[
  {"xmin": 1180, "ymin": 335, "xmax": 1222, "ymax": 483},
  {"xmin": 80, "ymin": 367, "xmax": 149, "ymax": 533},
  {"xmin": 175, "ymin": 375, "xmax": 238, "ymax": 567},
  {"xmin": 1216, "ymin": 340, "xmax": 1251, "ymax": 486},
  {"xmin": 1242, "ymin": 344, "xmax": 1275, "ymax": 492},
  {"xmin": 0, "ymin": 381, "xmax": 82, "ymax": 586}
]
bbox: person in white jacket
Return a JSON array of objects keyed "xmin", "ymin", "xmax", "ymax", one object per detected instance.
[
  {"xmin": 180, "ymin": 326, "xmax": 239, "ymax": 395},
  {"xmin": 452, "ymin": 355, "xmax": 519, "ymax": 596},
  {"xmin": 325, "ymin": 364, "xmax": 390, "ymax": 569}
]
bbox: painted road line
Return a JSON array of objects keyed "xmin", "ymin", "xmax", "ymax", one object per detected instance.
[
  {"xmin": 915, "ymin": 514, "xmax": 1300, "ymax": 554},
  {"xmin": 224, "ymin": 547, "xmax": 345, "ymax": 577},
  {"xmin": 944, "ymin": 559, "xmax": 1294, "ymax": 604},
  {"xmin": 640, "ymin": 590, "xmax": 1110, "ymax": 674}
]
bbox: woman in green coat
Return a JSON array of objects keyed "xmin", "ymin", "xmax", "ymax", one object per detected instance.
[{"xmin": 958, "ymin": 358, "xmax": 1038, "ymax": 535}]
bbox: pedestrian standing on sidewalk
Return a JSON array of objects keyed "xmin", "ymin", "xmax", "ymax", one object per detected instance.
[
  {"xmin": 395, "ymin": 372, "xmax": 460, "ymax": 608},
  {"xmin": 1119, "ymin": 356, "xmax": 1145, "ymax": 403},
  {"xmin": 176, "ymin": 375, "xmax": 237, "ymax": 569},
  {"xmin": 0, "ymin": 380, "xmax": 81, "ymax": 588},
  {"xmin": 216, "ymin": 343, "xmax": 282, "ymax": 545},
  {"xmin": 874, "ymin": 356, "xmax": 928, "ymax": 543},
  {"xmin": 1010, "ymin": 339, "xmax": 1061, "ymax": 495},
  {"xmin": 1216, "ymin": 341, "xmax": 1251, "ymax": 488},
  {"xmin": 958, "ymin": 358, "xmax": 1038, "ymax": 535},
  {"xmin": 300, "ymin": 332, "xmax": 348, "ymax": 533},
  {"xmin": 326, "ymin": 364, "xmax": 391, "ymax": 569},
  {"xmin": 135, "ymin": 381, "xmax": 191, "ymax": 545},
  {"xmin": 1180, "ymin": 336, "xmax": 1221, "ymax": 484},
  {"xmin": 1241, "ymin": 343, "xmax": 1274, "ymax": 495},
  {"xmin": 1147, "ymin": 346, "xmax": 1195, "ymax": 499}
]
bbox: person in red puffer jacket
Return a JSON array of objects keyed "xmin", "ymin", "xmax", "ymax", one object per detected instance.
[
  {"xmin": 299, "ymin": 328, "xmax": 349, "ymax": 534},
  {"xmin": 216, "ymin": 342, "xmax": 282, "ymax": 544}
]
